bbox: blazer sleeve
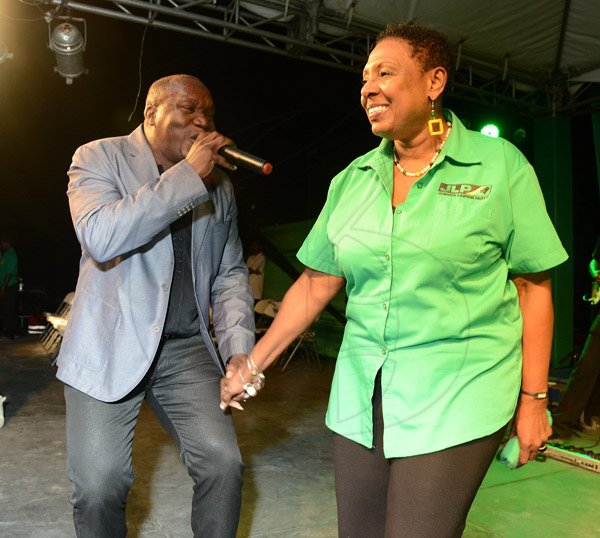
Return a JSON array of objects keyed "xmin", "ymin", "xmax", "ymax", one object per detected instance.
[
  {"xmin": 210, "ymin": 188, "xmax": 255, "ymax": 362},
  {"xmin": 67, "ymin": 141, "xmax": 210, "ymax": 264}
]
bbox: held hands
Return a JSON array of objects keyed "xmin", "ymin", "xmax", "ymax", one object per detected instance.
[
  {"xmin": 186, "ymin": 131, "xmax": 237, "ymax": 180},
  {"xmin": 220, "ymin": 355, "xmax": 247, "ymax": 411},
  {"xmin": 220, "ymin": 354, "xmax": 265, "ymax": 411}
]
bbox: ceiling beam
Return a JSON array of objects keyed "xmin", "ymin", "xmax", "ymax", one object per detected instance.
[
  {"xmin": 553, "ymin": 0, "xmax": 571, "ymax": 76},
  {"xmin": 42, "ymin": 0, "xmax": 598, "ymax": 116}
]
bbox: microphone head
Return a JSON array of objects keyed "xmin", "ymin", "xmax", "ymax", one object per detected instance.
[{"xmin": 262, "ymin": 162, "xmax": 273, "ymax": 175}]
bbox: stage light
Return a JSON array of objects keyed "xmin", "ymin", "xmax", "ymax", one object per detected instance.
[
  {"xmin": 48, "ymin": 20, "xmax": 87, "ymax": 84},
  {"xmin": 513, "ymin": 128, "xmax": 527, "ymax": 143},
  {"xmin": 0, "ymin": 41, "xmax": 14, "ymax": 64},
  {"xmin": 480, "ymin": 124, "xmax": 500, "ymax": 138}
]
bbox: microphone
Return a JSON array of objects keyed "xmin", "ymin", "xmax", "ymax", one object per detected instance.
[{"xmin": 218, "ymin": 146, "xmax": 273, "ymax": 175}]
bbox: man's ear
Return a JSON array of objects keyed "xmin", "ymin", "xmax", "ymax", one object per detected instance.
[{"xmin": 144, "ymin": 104, "xmax": 157, "ymax": 126}]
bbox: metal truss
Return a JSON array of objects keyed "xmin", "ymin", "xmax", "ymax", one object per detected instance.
[{"xmin": 43, "ymin": 0, "xmax": 600, "ymax": 116}]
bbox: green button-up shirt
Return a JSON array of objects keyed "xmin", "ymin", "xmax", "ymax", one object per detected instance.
[{"xmin": 297, "ymin": 111, "xmax": 568, "ymax": 458}]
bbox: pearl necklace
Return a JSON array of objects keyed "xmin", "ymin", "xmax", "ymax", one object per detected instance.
[{"xmin": 393, "ymin": 121, "xmax": 452, "ymax": 177}]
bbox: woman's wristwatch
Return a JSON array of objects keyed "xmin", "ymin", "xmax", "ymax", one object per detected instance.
[{"xmin": 520, "ymin": 389, "xmax": 548, "ymax": 400}]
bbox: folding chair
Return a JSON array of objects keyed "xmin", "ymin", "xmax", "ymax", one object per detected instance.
[
  {"xmin": 280, "ymin": 316, "xmax": 320, "ymax": 372},
  {"xmin": 254, "ymin": 299, "xmax": 280, "ymax": 336},
  {"xmin": 40, "ymin": 292, "xmax": 75, "ymax": 360}
]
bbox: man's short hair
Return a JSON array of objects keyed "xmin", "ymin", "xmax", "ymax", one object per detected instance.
[{"xmin": 145, "ymin": 74, "xmax": 207, "ymax": 108}]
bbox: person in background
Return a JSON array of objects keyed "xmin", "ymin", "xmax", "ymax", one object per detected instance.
[
  {"xmin": 57, "ymin": 74, "xmax": 255, "ymax": 538},
  {"xmin": 246, "ymin": 238, "xmax": 266, "ymax": 304},
  {"xmin": 0, "ymin": 393, "xmax": 6, "ymax": 428},
  {"xmin": 0, "ymin": 236, "xmax": 18, "ymax": 339},
  {"xmin": 220, "ymin": 22, "xmax": 568, "ymax": 537},
  {"xmin": 551, "ymin": 235, "xmax": 600, "ymax": 439}
]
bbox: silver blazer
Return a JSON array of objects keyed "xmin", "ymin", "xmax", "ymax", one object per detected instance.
[{"xmin": 56, "ymin": 126, "xmax": 254, "ymax": 402}]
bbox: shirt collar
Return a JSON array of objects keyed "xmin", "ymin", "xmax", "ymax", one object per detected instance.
[
  {"xmin": 360, "ymin": 108, "xmax": 482, "ymax": 174},
  {"xmin": 442, "ymin": 110, "xmax": 482, "ymax": 166}
]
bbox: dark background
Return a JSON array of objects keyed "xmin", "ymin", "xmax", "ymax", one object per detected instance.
[{"xmin": 1, "ymin": 3, "xmax": 598, "ymax": 345}]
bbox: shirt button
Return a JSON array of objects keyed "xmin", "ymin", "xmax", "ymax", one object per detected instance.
[
  {"xmin": 417, "ymin": 183, "xmax": 423, "ymax": 189},
  {"xmin": 385, "ymin": 254, "xmax": 390, "ymax": 261},
  {"xmin": 381, "ymin": 348, "xmax": 387, "ymax": 355},
  {"xmin": 383, "ymin": 303, "xmax": 388, "ymax": 310},
  {"xmin": 396, "ymin": 207, "xmax": 402, "ymax": 214},
  {"xmin": 152, "ymin": 325, "xmax": 160, "ymax": 333},
  {"xmin": 161, "ymin": 283, "xmax": 168, "ymax": 292}
]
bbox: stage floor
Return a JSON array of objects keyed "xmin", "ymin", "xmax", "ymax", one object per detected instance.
[{"xmin": 1, "ymin": 335, "xmax": 598, "ymax": 537}]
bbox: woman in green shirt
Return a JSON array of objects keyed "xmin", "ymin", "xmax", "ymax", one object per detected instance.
[{"xmin": 221, "ymin": 23, "xmax": 567, "ymax": 537}]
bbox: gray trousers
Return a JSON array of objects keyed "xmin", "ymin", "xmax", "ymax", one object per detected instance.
[{"xmin": 64, "ymin": 335, "xmax": 244, "ymax": 538}]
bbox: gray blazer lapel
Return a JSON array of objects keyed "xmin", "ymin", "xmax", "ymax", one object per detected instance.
[
  {"xmin": 124, "ymin": 125, "xmax": 173, "ymax": 246},
  {"xmin": 124, "ymin": 125, "xmax": 163, "ymax": 191}
]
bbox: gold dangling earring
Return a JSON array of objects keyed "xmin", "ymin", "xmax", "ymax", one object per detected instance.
[{"xmin": 428, "ymin": 98, "xmax": 443, "ymax": 136}]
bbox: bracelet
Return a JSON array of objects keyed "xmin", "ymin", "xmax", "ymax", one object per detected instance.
[
  {"xmin": 247, "ymin": 353, "xmax": 259, "ymax": 370},
  {"xmin": 236, "ymin": 355, "xmax": 265, "ymax": 399},
  {"xmin": 247, "ymin": 354, "xmax": 265, "ymax": 390},
  {"xmin": 520, "ymin": 389, "xmax": 548, "ymax": 400},
  {"xmin": 247, "ymin": 353, "xmax": 263, "ymax": 375},
  {"xmin": 238, "ymin": 368, "xmax": 250, "ymax": 384},
  {"xmin": 237, "ymin": 369, "xmax": 259, "ymax": 398}
]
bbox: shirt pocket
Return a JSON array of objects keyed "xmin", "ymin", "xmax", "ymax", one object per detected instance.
[{"xmin": 424, "ymin": 201, "xmax": 491, "ymax": 264}]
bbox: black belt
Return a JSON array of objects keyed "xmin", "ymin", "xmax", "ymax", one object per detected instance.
[
  {"xmin": 160, "ymin": 333, "xmax": 180, "ymax": 341},
  {"xmin": 161, "ymin": 332, "xmax": 199, "ymax": 341}
]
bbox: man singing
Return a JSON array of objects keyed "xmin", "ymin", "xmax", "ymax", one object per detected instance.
[{"xmin": 56, "ymin": 74, "xmax": 255, "ymax": 537}]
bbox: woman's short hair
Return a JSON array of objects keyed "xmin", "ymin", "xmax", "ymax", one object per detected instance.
[{"xmin": 376, "ymin": 22, "xmax": 452, "ymax": 77}]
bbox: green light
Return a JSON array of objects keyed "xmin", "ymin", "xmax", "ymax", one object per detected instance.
[{"xmin": 481, "ymin": 124, "xmax": 500, "ymax": 138}]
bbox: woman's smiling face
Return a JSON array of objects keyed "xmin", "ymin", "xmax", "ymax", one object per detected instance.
[{"xmin": 360, "ymin": 38, "xmax": 432, "ymax": 141}]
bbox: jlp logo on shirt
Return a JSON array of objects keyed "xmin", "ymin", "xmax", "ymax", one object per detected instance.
[{"xmin": 438, "ymin": 183, "xmax": 492, "ymax": 199}]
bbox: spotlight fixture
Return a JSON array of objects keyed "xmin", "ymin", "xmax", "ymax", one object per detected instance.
[
  {"xmin": 513, "ymin": 128, "xmax": 527, "ymax": 144},
  {"xmin": 0, "ymin": 41, "xmax": 14, "ymax": 64},
  {"xmin": 48, "ymin": 18, "xmax": 88, "ymax": 84},
  {"xmin": 480, "ymin": 124, "xmax": 500, "ymax": 138}
]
